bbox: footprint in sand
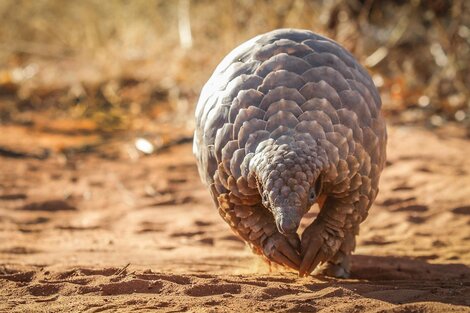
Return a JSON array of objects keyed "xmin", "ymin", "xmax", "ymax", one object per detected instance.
[
  {"xmin": 197, "ymin": 237, "xmax": 215, "ymax": 245},
  {"xmin": 362, "ymin": 236, "xmax": 396, "ymax": 246},
  {"xmin": 0, "ymin": 193, "xmax": 27, "ymax": 200},
  {"xmin": 256, "ymin": 276, "xmax": 295, "ymax": 284},
  {"xmin": 452, "ymin": 205, "xmax": 470, "ymax": 215},
  {"xmin": 203, "ymin": 299, "xmax": 222, "ymax": 306},
  {"xmin": 19, "ymin": 217, "xmax": 50, "ymax": 225},
  {"xmin": 170, "ymin": 230, "xmax": 205, "ymax": 238},
  {"xmin": 378, "ymin": 197, "xmax": 416, "ymax": 206},
  {"xmin": 225, "ymin": 279, "xmax": 268, "ymax": 287},
  {"xmin": 407, "ymin": 215, "xmax": 427, "ymax": 224},
  {"xmin": 394, "ymin": 204, "xmax": 429, "ymax": 212},
  {"xmin": 219, "ymin": 234, "xmax": 242, "ymax": 242},
  {"xmin": 136, "ymin": 221, "xmax": 166, "ymax": 233},
  {"xmin": 135, "ymin": 273, "xmax": 191, "ymax": 285},
  {"xmin": 194, "ymin": 220, "xmax": 213, "ymax": 227},
  {"xmin": 98, "ymin": 279, "xmax": 163, "ymax": 295},
  {"xmin": 27, "ymin": 284, "xmax": 61, "ymax": 297},
  {"xmin": 0, "ymin": 270, "xmax": 35, "ymax": 283},
  {"xmin": 16, "ymin": 200, "xmax": 76, "ymax": 212},
  {"xmin": 0, "ymin": 247, "xmax": 41, "ymax": 254},
  {"xmin": 184, "ymin": 283, "xmax": 241, "ymax": 297},
  {"xmin": 56, "ymin": 268, "xmax": 119, "ymax": 279},
  {"xmin": 392, "ymin": 185, "xmax": 414, "ymax": 192},
  {"xmin": 260, "ymin": 286, "xmax": 301, "ymax": 299}
]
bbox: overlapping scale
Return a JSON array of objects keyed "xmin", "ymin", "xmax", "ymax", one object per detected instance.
[{"xmin": 194, "ymin": 28, "xmax": 387, "ymax": 252}]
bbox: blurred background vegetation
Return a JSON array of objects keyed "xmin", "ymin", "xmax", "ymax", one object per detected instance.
[{"xmin": 0, "ymin": 0, "xmax": 469, "ymax": 141}]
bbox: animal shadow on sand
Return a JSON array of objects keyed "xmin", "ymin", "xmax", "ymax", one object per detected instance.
[{"xmin": 322, "ymin": 254, "xmax": 470, "ymax": 307}]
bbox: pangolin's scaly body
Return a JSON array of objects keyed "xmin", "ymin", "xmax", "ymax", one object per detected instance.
[{"xmin": 193, "ymin": 29, "xmax": 387, "ymax": 277}]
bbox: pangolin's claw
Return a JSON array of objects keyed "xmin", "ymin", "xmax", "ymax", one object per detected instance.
[
  {"xmin": 264, "ymin": 233, "xmax": 301, "ymax": 271},
  {"xmin": 306, "ymin": 248, "xmax": 328, "ymax": 277},
  {"xmin": 271, "ymin": 249, "xmax": 298, "ymax": 270},
  {"xmin": 299, "ymin": 222, "xmax": 339, "ymax": 277},
  {"xmin": 276, "ymin": 235, "xmax": 301, "ymax": 267},
  {"xmin": 299, "ymin": 236, "xmax": 325, "ymax": 277}
]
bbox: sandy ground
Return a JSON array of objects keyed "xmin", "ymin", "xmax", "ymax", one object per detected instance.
[{"xmin": 0, "ymin": 124, "xmax": 469, "ymax": 312}]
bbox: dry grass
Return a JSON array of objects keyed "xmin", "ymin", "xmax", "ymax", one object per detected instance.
[{"xmin": 0, "ymin": 0, "xmax": 469, "ymax": 133}]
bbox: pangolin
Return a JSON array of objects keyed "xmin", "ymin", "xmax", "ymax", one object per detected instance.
[{"xmin": 193, "ymin": 29, "xmax": 387, "ymax": 278}]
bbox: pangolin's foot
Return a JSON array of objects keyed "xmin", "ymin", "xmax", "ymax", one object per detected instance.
[
  {"xmin": 318, "ymin": 262, "xmax": 350, "ymax": 278},
  {"xmin": 299, "ymin": 221, "xmax": 342, "ymax": 277},
  {"xmin": 316, "ymin": 251, "xmax": 351, "ymax": 278},
  {"xmin": 263, "ymin": 233, "xmax": 301, "ymax": 271}
]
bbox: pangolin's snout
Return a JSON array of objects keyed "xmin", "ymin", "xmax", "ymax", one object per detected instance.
[{"xmin": 275, "ymin": 211, "xmax": 301, "ymax": 235}]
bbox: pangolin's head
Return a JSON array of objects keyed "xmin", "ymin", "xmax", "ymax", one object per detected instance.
[{"xmin": 252, "ymin": 138, "xmax": 324, "ymax": 235}]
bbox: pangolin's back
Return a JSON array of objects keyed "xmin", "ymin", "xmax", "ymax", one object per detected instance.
[{"xmin": 194, "ymin": 28, "xmax": 386, "ymax": 193}]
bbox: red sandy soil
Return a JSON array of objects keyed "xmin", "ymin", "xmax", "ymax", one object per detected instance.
[{"xmin": 0, "ymin": 124, "xmax": 469, "ymax": 312}]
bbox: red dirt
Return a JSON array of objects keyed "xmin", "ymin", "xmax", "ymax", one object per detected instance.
[{"xmin": 0, "ymin": 125, "xmax": 469, "ymax": 312}]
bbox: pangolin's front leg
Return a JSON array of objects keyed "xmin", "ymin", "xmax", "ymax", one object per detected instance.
[
  {"xmin": 317, "ymin": 231, "xmax": 356, "ymax": 278},
  {"xmin": 215, "ymin": 189, "xmax": 301, "ymax": 270},
  {"xmin": 299, "ymin": 197, "xmax": 359, "ymax": 277}
]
